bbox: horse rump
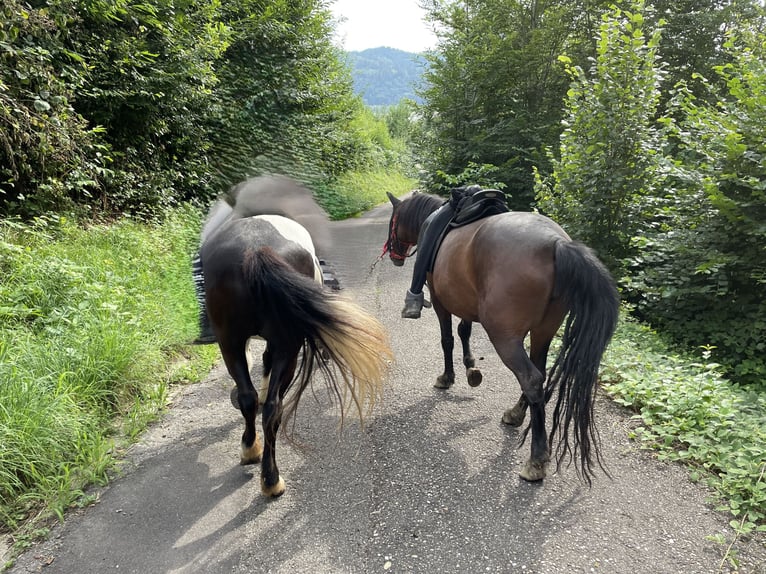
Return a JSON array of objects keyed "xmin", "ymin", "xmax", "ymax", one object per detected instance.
[{"xmin": 243, "ymin": 246, "xmax": 391, "ymax": 424}]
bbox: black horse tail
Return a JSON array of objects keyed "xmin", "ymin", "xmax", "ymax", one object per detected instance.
[
  {"xmin": 243, "ymin": 247, "xmax": 392, "ymax": 425},
  {"xmin": 547, "ymin": 240, "xmax": 620, "ymax": 484}
]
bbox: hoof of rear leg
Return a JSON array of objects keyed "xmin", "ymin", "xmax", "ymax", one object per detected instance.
[
  {"xmin": 466, "ymin": 367, "xmax": 482, "ymax": 388},
  {"xmin": 520, "ymin": 459, "xmax": 547, "ymax": 482},
  {"xmin": 240, "ymin": 438, "xmax": 263, "ymax": 465},
  {"xmin": 434, "ymin": 374, "xmax": 454, "ymax": 389},
  {"xmin": 261, "ymin": 477, "xmax": 286, "ymax": 498},
  {"xmin": 502, "ymin": 405, "xmax": 526, "ymax": 427}
]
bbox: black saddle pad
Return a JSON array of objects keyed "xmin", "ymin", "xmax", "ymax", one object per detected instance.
[{"xmin": 450, "ymin": 189, "xmax": 509, "ymax": 227}]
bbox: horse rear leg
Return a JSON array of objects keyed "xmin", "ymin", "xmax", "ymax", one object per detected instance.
[
  {"xmin": 260, "ymin": 347, "xmax": 299, "ymax": 497},
  {"xmin": 457, "ymin": 319, "xmax": 482, "ymax": 387},
  {"xmin": 229, "ymin": 345, "xmax": 271, "ymax": 413},
  {"xmin": 501, "ymin": 333, "xmax": 552, "ymax": 427},
  {"xmin": 219, "ymin": 343, "xmax": 263, "ymax": 465},
  {"xmin": 489, "ymin": 335, "xmax": 549, "ymax": 481}
]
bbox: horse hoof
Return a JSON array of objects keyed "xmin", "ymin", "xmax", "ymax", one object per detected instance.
[
  {"xmin": 261, "ymin": 477, "xmax": 286, "ymax": 498},
  {"xmin": 434, "ymin": 375, "xmax": 454, "ymax": 389},
  {"xmin": 466, "ymin": 368, "xmax": 482, "ymax": 387},
  {"xmin": 240, "ymin": 437, "xmax": 263, "ymax": 465},
  {"xmin": 519, "ymin": 460, "xmax": 547, "ymax": 482},
  {"xmin": 502, "ymin": 405, "xmax": 526, "ymax": 427},
  {"xmin": 230, "ymin": 386, "xmax": 240, "ymax": 409}
]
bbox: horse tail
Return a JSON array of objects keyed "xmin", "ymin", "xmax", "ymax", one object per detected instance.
[
  {"xmin": 243, "ymin": 247, "xmax": 391, "ymax": 425},
  {"xmin": 547, "ymin": 240, "xmax": 620, "ymax": 483}
]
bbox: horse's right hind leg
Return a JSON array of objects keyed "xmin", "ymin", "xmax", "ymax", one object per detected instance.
[
  {"xmin": 489, "ymin": 335, "xmax": 549, "ymax": 481},
  {"xmin": 458, "ymin": 320, "xmax": 482, "ymax": 387},
  {"xmin": 259, "ymin": 348, "xmax": 298, "ymax": 498}
]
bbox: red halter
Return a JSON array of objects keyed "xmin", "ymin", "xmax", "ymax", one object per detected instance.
[{"xmin": 381, "ymin": 212, "xmax": 417, "ymax": 261}]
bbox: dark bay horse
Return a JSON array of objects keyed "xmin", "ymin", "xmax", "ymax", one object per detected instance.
[
  {"xmin": 384, "ymin": 191, "xmax": 619, "ymax": 482},
  {"xmin": 201, "ymin": 184, "xmax": 391, "ymax": 498}
]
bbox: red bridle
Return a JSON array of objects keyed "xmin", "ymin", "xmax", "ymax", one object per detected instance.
[{"xmin": 381, "ymin": 212, "xmax": 417, "ymax": 262}]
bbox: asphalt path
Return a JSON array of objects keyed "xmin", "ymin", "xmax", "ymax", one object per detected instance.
[{"xmin": 7, "ymin": 201, "xmax": 766, "ymax": 574}]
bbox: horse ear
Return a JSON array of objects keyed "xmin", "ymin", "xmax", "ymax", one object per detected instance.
[{"xmin": 387, "ymin": 192, "xmax": 401, "ymax": 207}]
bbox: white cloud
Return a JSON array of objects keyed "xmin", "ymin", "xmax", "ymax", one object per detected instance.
[{"xmin": 330, "ymin": 0, "xmax": 437, "ymax": 53}]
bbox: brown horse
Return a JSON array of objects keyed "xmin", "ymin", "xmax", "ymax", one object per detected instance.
[
  {"xmin": 201, "ymin": 180, "xmax": 391, "ymax": 497},
  {"xmin": 384, "ymin": 191, "xmax": 619, "ymax": 482}
]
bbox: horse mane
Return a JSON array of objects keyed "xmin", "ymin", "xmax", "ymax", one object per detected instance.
[{"xmin": 400, "ymin": 192, "xmax": 444, "ymax": 230}]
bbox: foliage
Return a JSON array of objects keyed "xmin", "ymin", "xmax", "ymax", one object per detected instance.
[
  {"xmin": 62, "ymin": 0, "xmax": 231, "ymax": 216},
  {"xmin": 536, "ymin": 1, "xmax": 667, "ymax": 273},
  {"xmin": 425, "ymin": 161, "xmax": 506, "ymax": 197},
  {"xmin": 347, "ymin": 47, "xmax": 426, "ymax": 106},
  {"xmin": 623, "ymin": 22, "xmax": 766, "ymax": 386},
  {"xmin": 602, "ymin": 315, "xmax": 766, "ymax": 535},
  {"xmin": 207, "ymin": 0, "xmax": 361, "ymax": 191},
  {"xmin": 647, "ymin": 0, "xmax": 764, "ymax": 103},
  {"xmin": 0, "ymin": 208, "xmax": 217, "ymax": 536},
  {"xmin": 382, "ymin": 99, "xmax": 419, "ymax": 145},
  {"xmin": 316, "ymin": 169, "xmax": 416, "ymax": 220},
  {"xmin": 0, "ymin": 0, "xmax": 110, "ymax": 214},
  {"xmin": 417, "ymin": 0, "xmax": 614, "ymax": 209},
  {"xmin": 0, "ymin": 0, "xmax": 376, "ymax": 220}
]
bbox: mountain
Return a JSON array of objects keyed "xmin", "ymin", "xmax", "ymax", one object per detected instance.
[{"xmin": 346, "ymin": 47, "xmax": 427, "ymax": 107}]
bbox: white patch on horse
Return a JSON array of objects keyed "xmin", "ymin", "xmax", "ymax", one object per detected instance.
[{"xmin": 255, "ymin": 215, "xmax": 323, "ymax": 284}]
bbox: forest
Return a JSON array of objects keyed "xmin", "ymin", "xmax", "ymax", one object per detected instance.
[{"xmin": 1, "ymin": 0, "xmax": 765, "ymax": 559}]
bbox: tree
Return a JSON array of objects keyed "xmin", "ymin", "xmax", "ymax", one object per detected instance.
[
  {"xmin": 417, "ymin": 0, "xmax": 612, "ymax": 207},
  {"xmin": 625, "ymin": 19, "xmax": 766, "ymax": 384},
  {"xmin": 209, "ymin": 0, "xmax": 359, "ymax": 189},
  {"xmin": 536, "ymin": 1, "xmax": 667, "ymax": 272},
  {"xmin": 0, "ymin": 0, "xmax": 108, "ymax": 214}
]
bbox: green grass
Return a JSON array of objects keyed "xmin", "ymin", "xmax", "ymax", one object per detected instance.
[
  {"xmin": 315, "ymin": 169, "xmax": 417, "ymax": 219},
  {"xmin": 602, "ymin": 314, "xmax": 766, "ymax": 537},
  {"xmin": 0, "ymin": 208, "xmax": 219, "ymax": 542}
]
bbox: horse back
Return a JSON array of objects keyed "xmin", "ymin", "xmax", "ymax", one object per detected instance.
[{"xmin": 431, "ymin": 212, "xmax": 568, "ymax": 326}]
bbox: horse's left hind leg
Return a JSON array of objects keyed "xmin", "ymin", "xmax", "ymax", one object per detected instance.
[
  {"xmin": 458, "ymin": 320, "xmax": 482, "ymax": 387},
  {"xmin": 260, "ymin": 348, "xmax": 298, "ymax": 498},
  {"xmin": 502, "ymin": 334, "xmax": 552, "ymax": 427},
  {"xmin": 220, "ymin": 344, "xmax": 263, "ymax": 465}
]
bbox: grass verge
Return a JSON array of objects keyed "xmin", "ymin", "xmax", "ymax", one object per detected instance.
[
  {"xmin": 0, "ymin": 207, "xmax": 219, "ymax": 557},
  {"xmin": 602, "ymin": 313, "xmax": 766, "ymax": 540},
  {"xmin": 315, "ymin": 169, "xmax": 417, "ymax": 219}
]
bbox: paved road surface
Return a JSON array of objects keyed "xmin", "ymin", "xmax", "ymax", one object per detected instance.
[{"xmin": 7, "ymin": 201, "xmax": 766, "ymax": 573}]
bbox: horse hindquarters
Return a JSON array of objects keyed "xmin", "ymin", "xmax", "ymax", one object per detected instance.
[{"xmin": 241, "ymin": 247, "xmax": 391, "ymax": 497}]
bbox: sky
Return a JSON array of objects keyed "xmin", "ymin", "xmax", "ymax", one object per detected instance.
[{"xmin": 330, "ymin": 0, "xmax": 437, "ymax": 53}]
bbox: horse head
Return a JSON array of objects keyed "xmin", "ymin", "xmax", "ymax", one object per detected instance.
[{"xmin": 384, "ymin": 191, "xmax": 419, "ymax": 266}]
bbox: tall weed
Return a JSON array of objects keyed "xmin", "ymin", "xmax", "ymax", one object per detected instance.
[{"xmin": 0, "ymin": 207, "xmax": 217, "ymax": 535}]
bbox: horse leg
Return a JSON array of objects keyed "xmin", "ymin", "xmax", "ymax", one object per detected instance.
[
  {"xmin": 490, "ymin": 336, "xmax": 549, "ymax": 481},
  {"xmin": 501, "ymin": 334, "xmax": 551, "ymax": 427},
  {"xmin": 229, "ymin": 344, "xmax": 272, "ymax": 414},
  {"xmin": 259, "ymin": 347, "xmax": 299, "ymax": 497},
  {"xmin": 432, "ymin": 298, "xmax": 455, "ymax": 389},
  {"xmin": 219, "ymin": 343, "xmax": 263, "ymax": 466},
  {"xmin": 458, "ymin": 319, "xmax": 482, "ymax": 387}
]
